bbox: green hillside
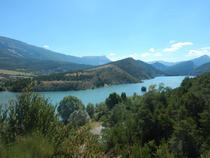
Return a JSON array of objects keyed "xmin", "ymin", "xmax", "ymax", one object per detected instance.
[
  {"xmin": 34, "ymin": 58, "xmax": 163, "ymax": 91},
  {"xmin": 0, "ymin": 56, "xmax": 91, "ymax": 75},
  {"xmin": 1, "ymin": 58, "xmax": 163, "ymax": 92}
]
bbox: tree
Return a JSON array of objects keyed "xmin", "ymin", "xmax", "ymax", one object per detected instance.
[
  {"xmin": 105, "ymin": 93, "xmax": 121, "ymax": 109},
  {"xmin": 86, "ymin": 103, "xmax": 95, "ymax": 119},
  {"xmin": 141, "ymin": 86, "xmax": 147, "ymax": 92},
  {"xmin": 58, "ymin": 96, "xmax": 84, "ymax": 123},
  {"xmin": 68, "ymin": 110, "xmax": 90, "ymax": 127},
  {"xmin": 121, "ymin": 92, "xmax": 127, "ymax": 101}
]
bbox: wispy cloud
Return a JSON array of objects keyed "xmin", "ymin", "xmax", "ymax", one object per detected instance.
[
  {"xmin": 187, "ymin": 47, "xmax": 210, "ymax": 57},
  {"xmin": 128, "ymin": 48, "xmax": 163, "ymax": 61},
  {"xmin": 163, "ymin": 42, "xmax": 193, "ymax": 53},
  {"xmin": 43, "ymin": 45, "xmax": 50, "ymax": 49},
  {"xmin": 149, "ymin": 48, "xmax": 155, "ymax": 53},
  {"xmin": 107, "ymin": 52, "xmax": 127, "ymax": 61}
]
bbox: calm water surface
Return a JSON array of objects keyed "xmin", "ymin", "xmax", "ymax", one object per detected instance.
[{"xmin": 0, "ymin": 76, "xmax": 186, "ymax": 106}]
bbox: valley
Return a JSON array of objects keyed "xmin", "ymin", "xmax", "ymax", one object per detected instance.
[{"xmin": 1, "ymin": 36, "xmax": 210, "ymax": 92}]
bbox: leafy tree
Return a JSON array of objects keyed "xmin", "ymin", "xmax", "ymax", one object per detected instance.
[
  {"xmin": 169, "ymin": 119, "xmax": 199, "ymax": 158},
  {"xmin": 105, "ymin": 93, "xmax": 121, "ymax": 109},
  {"xmin": 68, "ymin": 110, "xmax": 90, "ymax": 127},
  {"xmin": 86, "ymin": 103, "xmax": 95, "ymax": 119},
  {"xmin": 156, "ymin": 143, "xmax": 174, "ymax": 158},
  {"xmin": 57, "ymin": 96, "xmax": 84, "ymax": 123},
  {"xmin": 4, "ymin": 90, "xmax": 57, "ymax": 143},
  {"xmin": 121, "ymin": 92, "xmax": 127, "ymax": 101},
  {"xmin": 57, "ymin": 126, "xmax": 104, "ymax": 157}
]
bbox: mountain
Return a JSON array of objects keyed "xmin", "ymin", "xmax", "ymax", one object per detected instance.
[
  {"xmin": 193, "ymin": 62, "xmax": 210, "ymax": 75},
  {"xmin": 164, "ymin": 61, "xmax": 194, "ymax": 75},
  {"xmin": 35, "ymin": 58, "xmax": 163, "ymax": 91},
  {"xmin": 112, "ymin": 58, "xmax": 163, "ymax": 79},
  {"xmin": 163, "ymin": 55, "xmax": 210, "ymax": 75},
  {"xmin": 149, "ymin": 61, "xmax": 176, "ymax": 66},
  {"xmin": 191, "ymin": 55, "xmax": 210, "ymax": 67},
  {"xmin": 0, "ymin": 36, "xmax": 110, "ymax": 69},
  {"xmin": 0, "ymin": 56, "xmax": 91, "ymax": 75},
  {"xmin": 71, "ymin": 56, "xmax": 111, "ymax": 65},
  {"xmin": 151, "ymin": 62, "xmax": 169, "ymax": 71}
]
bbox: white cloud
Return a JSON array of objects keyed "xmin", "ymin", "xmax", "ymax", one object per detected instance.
[
  {"xmin": 107, "ymin": 52, "xmax": 126, "ymax": 61},
  {"xmin": 163, "ymin": 42, "xmax": 193, "ymax": 53},
  {"xmin": 187, "ymin": 47, "xmax": 210, "ymax": 57},
  {"xmin": 43, "ymin": 45, "xmax": 50, "ymax": 49},
  {"xmin": 154, "ymin": 52, "xmax": 162, "ymax": 57},
  {"xmin": 149, "ymin": 48, "xmax": 155, "ymax": 53}
]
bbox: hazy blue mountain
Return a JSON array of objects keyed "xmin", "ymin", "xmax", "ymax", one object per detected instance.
[
  {"xmin": 74, "ymin": 56, "xmax": 111, "ymax": 65},
  {"xmin": 191, "ymin": 55, "xmax": 210, "ymax": 67},
  {"xmin": 164, "ymin": 61, "xmax": 194, "ymax": 75},
  {"xmin": 149, "ymin": 61, "xmax": 176, "ymax": 66},
  {"xmin": 0, "ymin": 36, "xmax": 110, "ymax": 66},
  {"xmin": 151, "ymin": 62, "xmax": 169, "ymax": 71},
  {"xmin": 193, "ymin": 62, "xmax": 210, "ymax": 75},
  {"xmin": 159, "ymin": 55, "xmax": 210, "ymax": 75}
]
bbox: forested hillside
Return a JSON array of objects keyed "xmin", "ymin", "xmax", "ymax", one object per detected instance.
[
  {"xmin": 1, "ymin": 72, "xmax": 210, "ymax": 157},
  {"xmin": 33, "ymin": 58, "xmax": 163, "ymax": 91}
]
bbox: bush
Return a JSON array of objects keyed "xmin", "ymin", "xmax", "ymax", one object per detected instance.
[
  {"xmin": 68, "ymin": 110, "xmax": 90, "ymax": 127},
  {"xmin": 0, "ymin": 133, "xmax": 54, "ymax": 158},
  {"xmin": 57, "ymin": 96, "xmax": 84, "ymax": 123}
]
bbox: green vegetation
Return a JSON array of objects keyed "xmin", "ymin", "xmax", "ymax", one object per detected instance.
[
  {"xmin": 57, "ymin": 96, "xmax": 85, "ymax": 124},
  {"xmin": 0, "ymin": 58, "xmax": 163, "ymax": 92},
  {"xmin": 34, "ymin": 58, "xmax": 162, "ymax": 91},
  {"xmin": 1, "ymin": 73, "xmax": 210, "ymax": 157}
]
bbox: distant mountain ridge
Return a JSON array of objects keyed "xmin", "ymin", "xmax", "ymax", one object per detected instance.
[
  {"xmin": 0, "ymin": 35, "xmax": 110, "ymax": 65},
  {"xmin": 150, "ymin": 55, "xmax": 210, "ymax": 75},
  {"xmin": 0, "ymin": 36, "xmax": 110, "ymax": 74},
  {"xmin": 149, "ymin": 61, "xmax": 176, "ymax": 66},
  {"xmin": 151, "ymin": 62, "xmax": 169, "ymax": 71}
]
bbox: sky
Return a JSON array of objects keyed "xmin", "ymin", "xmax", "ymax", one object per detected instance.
[{"xmin": 0, "ymin": 0, "xmax": 210, "ymax": 62}]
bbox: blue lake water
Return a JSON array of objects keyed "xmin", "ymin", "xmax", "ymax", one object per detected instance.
[{"xmin": 0, "ymin": 76, "xmax": 186, "ymax": 106}]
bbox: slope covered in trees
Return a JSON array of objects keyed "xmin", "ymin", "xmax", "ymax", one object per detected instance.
[
  {"xmin": 33, "ymin": 58, "xmax": 163, "ymax": 91},
  {"xmin": 1, "ymin": 72, "xmax": 210, "ymax": 157}
]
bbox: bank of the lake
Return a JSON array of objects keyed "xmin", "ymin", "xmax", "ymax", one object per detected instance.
[{"xmin": 0, "ymin": 76, "xmax": 186, "ymax": 106}]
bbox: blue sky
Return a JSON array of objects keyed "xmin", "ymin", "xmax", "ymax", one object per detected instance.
[{"xmin": 0, "ymin": 0, "xmax": 210, "ymax": 62}]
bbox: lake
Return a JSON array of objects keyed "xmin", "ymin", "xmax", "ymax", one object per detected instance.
[{"xmin": 0, "ymin": 76, "xmax": 186, "ymax": 106}]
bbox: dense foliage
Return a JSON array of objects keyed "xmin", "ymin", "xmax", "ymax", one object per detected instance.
[{"xmin": 1, "ymin": 73, "xmax": 210, "ymax": 157}]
